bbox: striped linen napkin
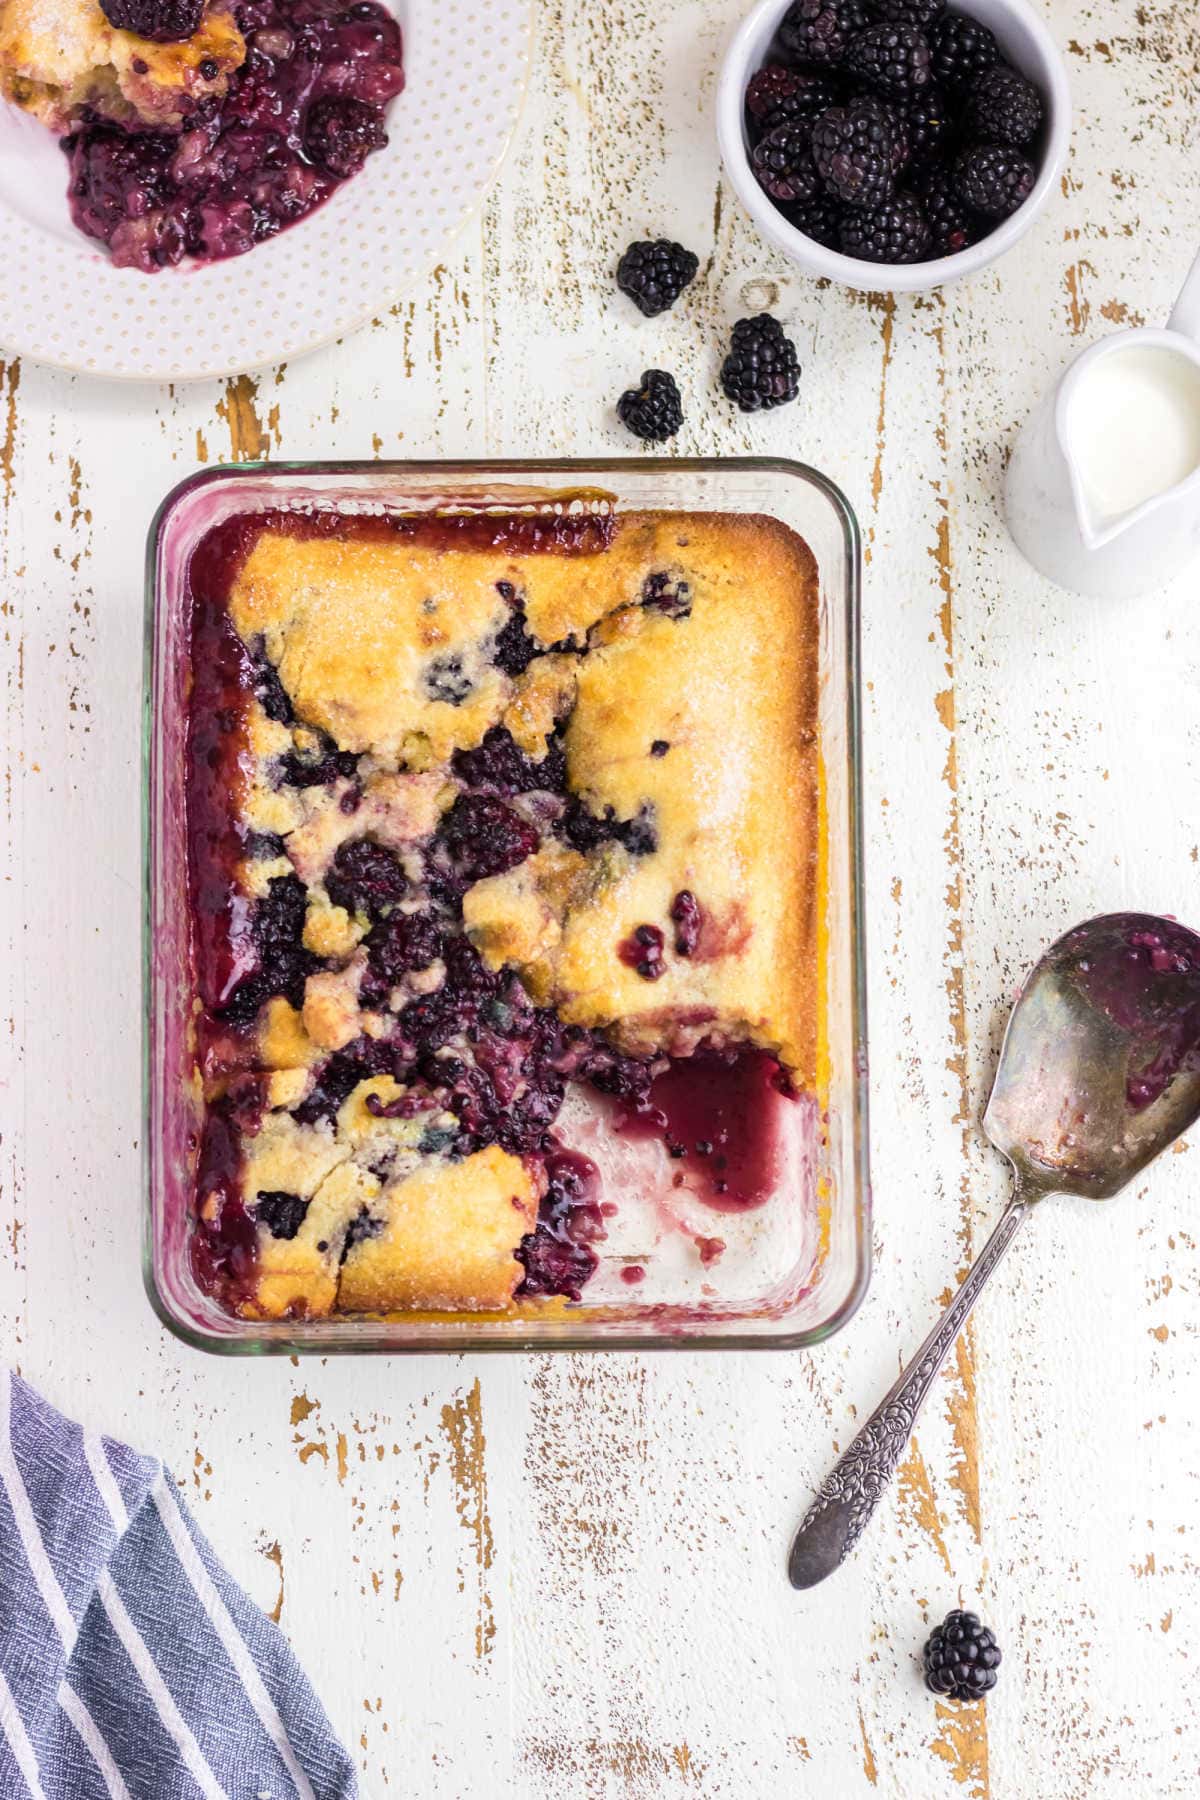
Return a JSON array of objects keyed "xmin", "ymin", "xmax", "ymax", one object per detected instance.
[{"xmin": 0, "ymin": 1369, "xmax": 358, "ymax": 1799}]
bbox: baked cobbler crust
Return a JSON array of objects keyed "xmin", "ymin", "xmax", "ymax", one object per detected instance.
[
  {"xmin": 187, "ymin": 510, "xmax": 820, "ymax": 1320},
  {"xmin": 0, "ymin": 0, "xmax": 244, "ymax": 128}
]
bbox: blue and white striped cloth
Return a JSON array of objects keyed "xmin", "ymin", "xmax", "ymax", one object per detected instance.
[{"xmin": 0, "ymin": 1370, "xmax": 358, "ymax": 1799}]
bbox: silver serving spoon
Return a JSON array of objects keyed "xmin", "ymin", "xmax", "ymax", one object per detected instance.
[{"xmin": 789, "ymin": 911, "xmax": 1200, "ymax": 1590}]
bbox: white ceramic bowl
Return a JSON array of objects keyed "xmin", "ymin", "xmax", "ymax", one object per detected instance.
[{"xmin": 717, "ymin": 0, "xmax": 1071, "ymax": 293}]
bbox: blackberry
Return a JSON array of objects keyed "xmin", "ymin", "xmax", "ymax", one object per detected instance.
[
  {"xmin": 866, "ymin": 0, "xmax": 942, "ymax": 24},
  {"xmin": 845, "ymin": 23, "xmax": 933, "ymax": 102},
  {"xmin": 811, "ymin": 96, "xmax": 901, "ymax": 209},
  {"xmin": 955, "ymin": 142, "xmax": 1035, "ymax": 216},
  {"xmin": 966, "ymin": 64, "xmax": 1043, "ymax": 146},
  {"xmin": 304, "ymin": 96, "xmax": 387, "ymax": 178},
  {"xmin": 757, "ymin": 76, "xmax": 842, "ymax": 134},
  {"xmin": 720, "ymin": 316, "xmax": 801, "ymax": 413},
  {"xmin": 839, "ymin": 191, "xmax": 931, "ymax": 261},
  {"xmin": 745, "ymin": 64, "xmax": 831, "ymax": 124},
  {"xmin": 254, "ymin": 1192, "xmax": 309, "ymax": 1242},
  {"xmin": 100, "ymin": 0, "xmax": 202, "ymax": 40},
  {"xmin": 325, "ymin": 839, "xmax": 408, "ymax": 919},
  {"xmin": 752, "ymin": 123, "xmax": 822, "ymax": 203},
  {"xmin": 778, "ymin": 0, "xmax": 871, "ymax": 69},
  {"xmin": 617, "ymin": 369, "xmax": 684, "ymax": 442},
  {"xmin": 903, "ymin": 86, "xmax": 952, "ymax": 168},
  {"xmin": 439, "ymin": 794, "xmax": 539, "ymax": 881},
  {"xmin": 616, "ymin": 239, "xmax": 699, "ymax": 317},
  {"xmin": 784, "ymin": 191, "xmax": 844, "ymax": 249},
  {"xmin": 930, "ymin": 13, "xmax": 999, "ymax": 94},
  {"xmin": 923, "ymin": 1610, "xmax": 1002, "ymax": 1702},
  {"xmin": 919, "ymin": 166, "xmax": 976, "ymax": 254}
]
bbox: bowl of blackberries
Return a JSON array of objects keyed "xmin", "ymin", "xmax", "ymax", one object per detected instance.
[{"xmin": 717, "ymin": 0, "xmax": 1070, "ymax": 291}]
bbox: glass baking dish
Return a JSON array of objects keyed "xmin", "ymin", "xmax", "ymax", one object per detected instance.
[{"xmin": 144, "ymin": 459, "xmax": 868, "ymax": 1353}]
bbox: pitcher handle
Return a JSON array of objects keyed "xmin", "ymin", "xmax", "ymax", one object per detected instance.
[{"xmin": 1168, "ymin": 249, "xmax": 1200, "ymax": 340}]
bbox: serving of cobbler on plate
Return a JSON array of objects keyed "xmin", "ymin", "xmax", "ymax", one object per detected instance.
[
  {"xmin": 182, "ymin": 505, "xmax": 821, "ymax": 1321},
  {"xmin": 0, "ymin": 0, "xmax": 404, "ymax": 268}
]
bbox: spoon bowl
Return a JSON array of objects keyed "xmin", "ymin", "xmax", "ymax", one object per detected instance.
[
  {"xmin": 985, "ymin": 912, "xmax": 1200, "ymax": 1199},
  {"xmin": 788, "ymin": 910, "xmax": 1200, "ymax": 1589}
]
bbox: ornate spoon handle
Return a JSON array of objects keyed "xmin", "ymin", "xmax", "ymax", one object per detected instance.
[{"xmin": 788, "ymin": 1196, "xmax": 1030, "ymax": 1589}]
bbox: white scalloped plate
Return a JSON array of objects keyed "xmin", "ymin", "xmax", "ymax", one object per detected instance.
[{"xmin": 0, "ymin": 0, "xmax": 531, "ymax": 381}]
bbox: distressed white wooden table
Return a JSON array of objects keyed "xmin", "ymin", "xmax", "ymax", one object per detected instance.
[{"xmin": 3, "ymin": 2, "xmax": 1199, "ymax": 1794}]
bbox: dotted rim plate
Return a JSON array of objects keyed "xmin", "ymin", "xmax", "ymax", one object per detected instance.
[{"xmin": 0, "ymin": 0, "xmax": 532, "ymax": 382}]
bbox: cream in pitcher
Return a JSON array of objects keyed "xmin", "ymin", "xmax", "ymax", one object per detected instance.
[{"xmin": 1005, "ymin": 249, "xmax": 1200, "ymax": 598}]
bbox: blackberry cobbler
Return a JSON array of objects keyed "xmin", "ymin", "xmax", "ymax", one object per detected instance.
[
  {"xmin": 0, "ymin": 0, "xmax": 404, "ymax": 269},
  {"xmin": 186, "ymin": 509, "xmax": 820, "ymax": 1319}
]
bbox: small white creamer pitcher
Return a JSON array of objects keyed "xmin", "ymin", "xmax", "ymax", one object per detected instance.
[{"xmin": 1005, "ymin": 250, "xmax": 1200, "ymax": 599}]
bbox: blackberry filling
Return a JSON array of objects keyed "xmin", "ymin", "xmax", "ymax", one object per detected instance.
[
  {"xmin": 515, "ymin": 1146, "xmax": 605, "ymax": 1302},
  {"xmin": 63, "ymin": 0, "xmax": 405, "ymax": 272}
]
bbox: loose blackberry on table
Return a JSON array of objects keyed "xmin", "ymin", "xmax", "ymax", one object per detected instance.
[
  {"xmin": 720, "ymin": 316, "xmax": 801, "ymax": 414},
  {"xmin": 616, "ymin": 369, "xmax": 684, "ymax": 442},
  {"xmin": 616, "ymin": 239, "xmax": 699, "ymax": 317},
  {"xmin": 923, "ymin": 1610, "xmax": 1002, "ymax": 1702}
]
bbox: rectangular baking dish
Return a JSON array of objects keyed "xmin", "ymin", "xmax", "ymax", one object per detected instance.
[{"xmin": 144, "ymin": 459, "xmax": 868, "ymax": 1353}]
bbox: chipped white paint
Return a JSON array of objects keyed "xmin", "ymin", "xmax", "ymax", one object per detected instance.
[{"xmin": 2, "ymin": 1, "xmax": 1200, "ymax": 1795}]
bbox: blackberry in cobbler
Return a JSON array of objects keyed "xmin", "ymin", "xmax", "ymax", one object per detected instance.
[
  {"xmin": 100, "ymin": 0, "xmax": 204, "ymax": 41},
  {"xmin": 752, "ymin": 124, "xmax": 822, "ymax": 204},
  {"xmin": 324, "ymin": 839, "xmax": 408, "ymax": 919},
  {"xmin": 64, "ymin": 0, "xmax": 406, "ymax": 271},
  {"xmin": 438, "ymin": 794, "xmax": 540, "ymax": 882},
  {"xmin": 954, "ymin": 142, "xmax": 1035, "ymax": 217}
]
